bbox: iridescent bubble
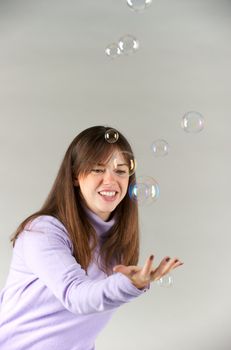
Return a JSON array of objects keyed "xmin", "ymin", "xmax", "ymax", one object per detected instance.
[
  {"xmin": 152, "ymin": 139, "xmax": 169, "ymax": 157},
  {"xmin": 127, "ymin": 0, "xmax": 152, "ymax": 12},
  {"xmin": 111, "ymin": 151, "xmax": 137, "ymax": 176},
  {"xmin": 105, "ymin": 43, "xmax": 121, "ymax": 59},
  {"xmin": 129, "ymin": 176, "xmax": 160, "ymax": 204},
  {"xmin": 104, "ymin": 129, "xmax": 119, "ymax": 143},
  {"xmin": 118, "ymin": 34, "xmax": 139, "ymax": 55},
  {"xmin": 157, "ymin": 274, "xmax": 173, "ymax": 288},
  {"xmin": 129, "ymin": 182, "xmax": 149, "ymax": 201},
  {"xmin": 181, "ymin": 111, "xmax": 205, "ymax": 133}
]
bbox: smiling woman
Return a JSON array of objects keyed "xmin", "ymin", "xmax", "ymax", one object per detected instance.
[
  {"xmin": 10, "ymin": 126, "xmax": 139, "ymax": 275},
  {"xmin": 0, "ymin": 125, "xmax": 183, "ymax": 350},
  {"xmin": 75, "ymin": 151, "xmax": 130, "ymax": 221}
]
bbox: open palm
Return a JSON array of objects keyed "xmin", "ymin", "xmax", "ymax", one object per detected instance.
[{"xmin": 113, "ymin": 255, "xmax": 183, "ymax": 289}]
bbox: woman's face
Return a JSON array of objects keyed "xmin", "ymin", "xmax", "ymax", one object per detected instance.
[{"xmin": 74, "ymin": 151, "xmax": 130, "ymax": 221}]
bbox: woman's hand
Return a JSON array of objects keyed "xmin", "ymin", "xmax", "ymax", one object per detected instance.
[{"xmin": 113, "ymin": 255, "xmax": 183, "ymax": 290}]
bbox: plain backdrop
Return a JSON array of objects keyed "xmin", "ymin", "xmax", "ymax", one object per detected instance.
[{"xmin": 0, "ymin": 0, "xmax": 231, "ymax": 349}]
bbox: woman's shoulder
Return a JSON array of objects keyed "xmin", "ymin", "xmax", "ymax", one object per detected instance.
[
  {"xmin": 25, "ymin": 215, "xmax": 67, "ymax": 234},
  {"xmin": 21, "ymin": 215, "xmax": 73, "ymax": 251}
]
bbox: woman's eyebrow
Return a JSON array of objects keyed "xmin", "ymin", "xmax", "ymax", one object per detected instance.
[
  {"xmin": 96, "ymin": 162, "xmax": 129, "ymax": 167},
  {"xmin": 114, "ymin": 163, "xmax": 129, "ymax": 167}
]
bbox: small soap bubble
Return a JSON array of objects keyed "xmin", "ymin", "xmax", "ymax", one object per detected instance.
[
  {"xmin": 111, "ymin": 151, "xmax": 137, "ymax": 176},
  {"xmin": 105, "ymin": 129, "xmax": 119, "ymax": 143},
  {"xmin": 127, "ymin": 0, "xmax": 152, "ymax": 12},
  {"xmin": 181, "ymin": 111, "xmax": 204, "ymax": 133},
  {"xmin": 129, "ymin": 176, "xmax": 160, "ymax": 204},
  {"xmin": 105, "ymin": 43, "xmax": 121, "ymax": 59},
  {"xmin": 152, "ymin": 139, "xmax": 169, "ymax": 157},
  {"xmin": 118, "ymin": 34, "xmax": 139, "ymax": 55},
  {"xmin": 157, "ymin": 274, "xmax": 173, "ymax": 288}
]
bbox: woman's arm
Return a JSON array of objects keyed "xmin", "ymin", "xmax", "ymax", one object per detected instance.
[{"xmin": 21, "ymin": 218, "xmax": 148, "ymax": 316}]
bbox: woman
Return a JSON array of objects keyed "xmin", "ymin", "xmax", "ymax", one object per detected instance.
[{"xmin": 0, "ymin": 126, "xmax": 183, "ymax": 350}]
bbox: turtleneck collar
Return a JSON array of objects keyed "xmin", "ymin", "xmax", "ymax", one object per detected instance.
[{"xmin": 83, "ymin": 206, "xmax": 116, "ymax": 237}]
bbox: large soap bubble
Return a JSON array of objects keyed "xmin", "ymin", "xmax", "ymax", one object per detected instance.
[
  {"xmin": 111, "ymin": 151, "xmax": 137, "ymax": 177},
  {"xmin": 181, "ymin": 111, "xmax": 204, "ymax": 133},
  {"xmin": 152, "ymin": 139, "xmax": 169, "ymax": 157},
  {"xmin": 129, "ymin": 176, "xmax": 160, "ymax": 205}
]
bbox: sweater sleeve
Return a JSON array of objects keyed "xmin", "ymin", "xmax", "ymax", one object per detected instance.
[{"xmin": 21, "ymin": 217, "xmax": 150, "ymax": 315}]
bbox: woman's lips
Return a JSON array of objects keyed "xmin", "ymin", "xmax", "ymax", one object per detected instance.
[{"xmin": 98, "ymin": 191, "xmax": 118, "ymax": 202}]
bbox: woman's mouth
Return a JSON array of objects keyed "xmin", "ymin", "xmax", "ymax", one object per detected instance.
[{"xmin": 98, "ymin": 191, "xmax": 118, "ymax": 202}]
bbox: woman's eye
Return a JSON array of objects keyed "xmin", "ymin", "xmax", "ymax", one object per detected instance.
[
  {"xmin": 115, "ymin": 170, "xmax": 128, "ymax": 175},
  {"xmin": 91, "ymin": 168, "xmax": 104, "ymax": 173}
]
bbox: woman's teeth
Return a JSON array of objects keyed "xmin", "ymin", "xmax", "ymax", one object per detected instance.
[{"xmin": 99, "ymin": 191, "xmax": 116, "ymax": 197}]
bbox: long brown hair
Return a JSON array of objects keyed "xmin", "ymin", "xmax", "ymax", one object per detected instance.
[{"xmin": 10, "ymin": 126, "xmax": 139, "ymax": 275}]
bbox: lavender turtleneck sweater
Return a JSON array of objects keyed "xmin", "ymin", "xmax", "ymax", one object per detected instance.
[{"xmin": 0, "ymin": 210, "xmax": 149, "ymax": 350}]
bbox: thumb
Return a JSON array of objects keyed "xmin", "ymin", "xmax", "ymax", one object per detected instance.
[
  {"xmin": 113, "ymin": 265, "xmax": 140, "ymax": 277},
  {"xmin": 113, "ymin": 265, "xmax": 125, "ymax": 273}
]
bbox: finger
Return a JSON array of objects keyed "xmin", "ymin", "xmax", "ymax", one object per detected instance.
[
  {"xmin": 113, "ymin": 265, "xmax": 124, "ymax": 272},
  {"xmin": 149, "ymin": 257, "xmax": 173, "ymax": 280},
  {"xmin": 152, "ymin": 257, "xmax": 183, "ymax": 279},
  {"xmin": 156, "ymin": 256, "xmax": 171, "ymax": 272},
  {"xmin": 113, "ymin": 265, "xmax": 130, "ymax": 274},
  {"xmin": 140, "ymin": 254, "xmax": 155, "ymax": 277},
  {"xmin": 166, "ymin": 258, "xmax": 183, "ymax": 271},
  {"xmin": 170, "ymin": 260, "xmax": 184, "ymax": 270},
  {"xmin": 129, "ymin": 266, "xmax": 141, "ymax": 277}
]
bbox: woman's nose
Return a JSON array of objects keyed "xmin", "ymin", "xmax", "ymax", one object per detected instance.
[{"xmin": 102, "ymin": 169, "xmax": 116, "ymax": 183}]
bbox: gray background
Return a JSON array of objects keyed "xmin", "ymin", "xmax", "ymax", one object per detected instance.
[{"xmin": 0, "ymin": 0, "xmax": 231, "ymax": 349}]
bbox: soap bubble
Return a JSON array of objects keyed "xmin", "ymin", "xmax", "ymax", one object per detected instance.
[
  {"xmin": 181, "ymin": 111, "xmax": 204, "ymax": 133},
  {"xmin": 81, "ymin": 151, "xmax": 135, "ymax": 178},
  {"xmin": 105, "ymin": 43, "xmax": 121, "ymax": 59},
  {"xmin": 105, "ymin": 129, "xmax": 119, "ymax": 143},
  {"xmin": 129, "ymin": 176, "xmax": 160, "ymax": 204},
  {"xmin": 118, "ymin": 34, "xmax": 139, "ymax": 55},
  {"xmin": 127, "ymin": 0, "xmax": 152, "ymax": 12},
  {"xmin": 152, "ymin": 139, "xmax": 169, "ymax": 157},
  {"xmin": 111, "ymin": 151, "xmax": 137, "ymax": 176},
  {"xmin": 157, "ymin": 274, "xmax": 173, "ymax": 288}
]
